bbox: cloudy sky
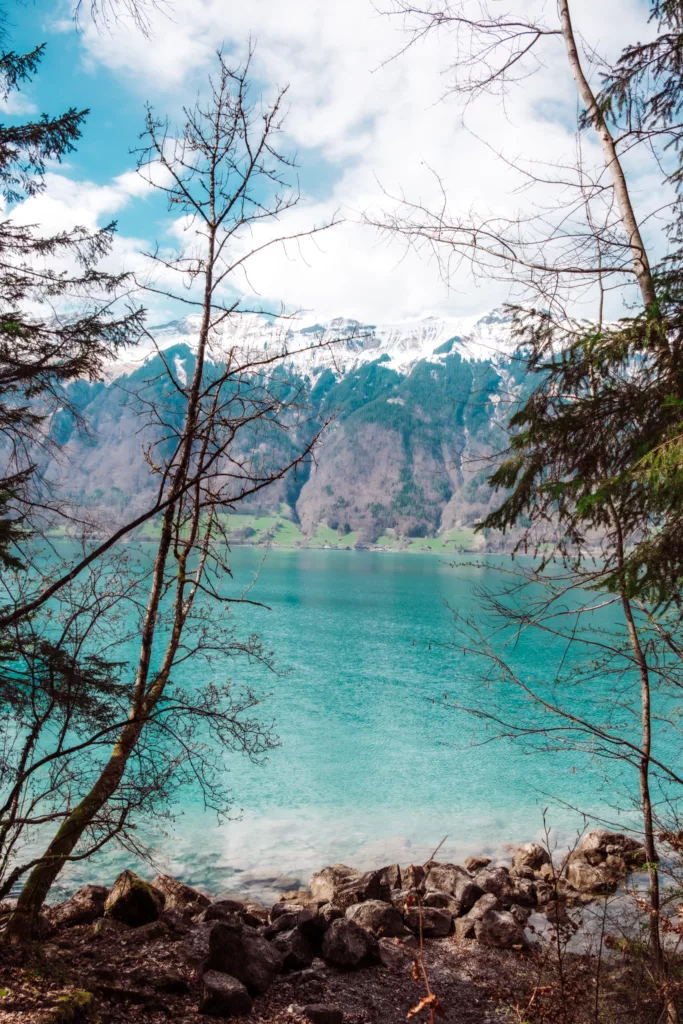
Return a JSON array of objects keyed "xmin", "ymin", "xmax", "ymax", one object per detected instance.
[{"xmin": 8, "ymin": 0, "xmax": 659, "ymax": 325}]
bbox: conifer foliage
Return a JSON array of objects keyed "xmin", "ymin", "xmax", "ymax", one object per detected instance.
[{"xmin": 0, "ymin": 44, "xmax": 143, "ymax": 568}]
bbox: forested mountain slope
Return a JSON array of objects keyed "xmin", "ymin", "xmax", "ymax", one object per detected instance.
[{"xmin": 47, "ymin": 311, "xmax": 528, "ymax": 551}]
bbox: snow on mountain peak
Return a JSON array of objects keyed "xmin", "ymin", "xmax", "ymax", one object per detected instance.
[{"xmin": 111, "ymin": 309, "xmax": 516, "ymax": 380}]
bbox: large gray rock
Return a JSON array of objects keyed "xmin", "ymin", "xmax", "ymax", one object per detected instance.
[
  {"xmin": 401, "ymin": 865, "xmax": 425, "ymax": 890},
  {"xmin": 424, "ymin": 864, "xmax": 483, "ymax": 914},
  {"xmin": 104, "ymin": 870, "xmax": 165, "ymax": 927},
  {"xmin": 47, "ymin": 884, "xmax": 108, "ymax": 928},
  {"xmin": 511, "ymin": 844, "xmax": 551, "ymax": 874},
  {"xmin": 377, "ymin": 864, "xmax": 402, "ymax": 894},
  {"xmin": 265, "ymin": 908, "xmax": 317, "ymax": 939},
  {"xmin": 564, "ymin": 830, "xmax": 647, "ymax": 893},
  {"xmin": 345, "ymin": 900, "xmax": 404, "ymax": 937},
  {"xmin": 309, "ymin": 865, "xmax": 357, "ymax": 902},
  {"xmin": 321, "ymin": 918, "xmax": 379, "ymax": 968},
  {"xmin": 199, "ymin": 971, "xmax": 252, "ymax": 1016},
  {"xmin": 474, "ymin": 908, "xmax": 527, "ymax": 949},
  {"xmin": 150, "ymin": 874, "xmax": 210, "ymax": 913},
  {"xmin": 272, "ymin": 925, "xmax": 316, "ymax": 970},
  {"xmin": 207, "ymin": 921, "xmax": 284, "ymax": 995},
  {"xmin": 310, "ymin": 866, "xmax": 383, "ymax": 912},
  {"xmin": 404, "ymin": 906, "xmax": 452, "ymax": 938},
  {"xmin": 454, "ymin": 893, "xmax": 500, "ymax": 939},
  {"xmin": 474, "ymin": 866, "xmax": 514, "ymax": 900}
]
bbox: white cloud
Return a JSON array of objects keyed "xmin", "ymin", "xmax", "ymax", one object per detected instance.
[{"xmin": 42, "ymin": 0, "xmax": 669, "ymax": 322}]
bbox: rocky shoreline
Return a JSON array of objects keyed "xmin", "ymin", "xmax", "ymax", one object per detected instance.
[{"xmin": 0, "ymin": 830, "xmax": 653, "ymax": 1023}]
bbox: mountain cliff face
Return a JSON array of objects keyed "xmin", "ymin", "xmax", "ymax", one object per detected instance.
[{"xmin": 48, "ymin": 310, "xmax": 527, "ymax": 550}]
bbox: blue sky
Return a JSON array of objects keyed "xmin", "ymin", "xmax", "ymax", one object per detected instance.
[{"xmin": 5, "ymin": 0, "xmax": 664, "ymax": 325}]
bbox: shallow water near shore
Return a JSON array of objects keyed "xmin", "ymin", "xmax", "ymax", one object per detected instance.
[{"xmin": 49, "ymin": 547, "xmax": 652, "ymax": 903}]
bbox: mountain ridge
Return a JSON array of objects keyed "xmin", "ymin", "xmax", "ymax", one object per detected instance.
[{"xmin": 52, "ymin": 309, "xmax": 526, "ymax": 552}]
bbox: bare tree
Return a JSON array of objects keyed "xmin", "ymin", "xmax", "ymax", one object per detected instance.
[
  {"xmin": 3, "ymin": 50, "xmax": 342, "ymax": 942},
  {"xmin": 369, "ymin": 3, "xmax": 683, "ymax": 1014}
]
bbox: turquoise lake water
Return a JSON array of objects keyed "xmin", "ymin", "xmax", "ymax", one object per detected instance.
[{"xmin": 54, "ymin": 547, "xmax": 653, "ymax": 901}]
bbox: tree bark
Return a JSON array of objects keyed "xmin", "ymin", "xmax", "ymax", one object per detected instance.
[{"xmin": 558, "ymin": 0, "xmax": 657, "ymax": 310}]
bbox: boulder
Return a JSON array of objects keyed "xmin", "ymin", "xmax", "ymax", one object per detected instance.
[
  {"xmin": 309, "ymin": 865, "xmax": 358, "ymax": 902},
  {"xmin": 474, "ymin": 909, "xmax": 527, "ymax": 949},
  {"xmin": 454, "ymin": 893, "xmax": 499, "ymax": 939},
  {"xmin": 401, "ymin": 865, "xmax": 425, "ymax": 890},
  {"xmin": 150, "ymin": 874, "xmax": 210, "ymax": 913},
  {"xmin": 303, "ymin": 1005, "xmax": 343, "ymax": 1024},
  {"xmin": 321, "ymin": 918, "xmax": 379, "ymax": 969},
  {"xmin": 313, "ymin": 868, "xmax": 383, "ymax": 912},
  {"xmin": 202, "ymin": 900, "xmax": 247, "ymax": 925},
  {"xmin": 464, "ymin": 857, "xmax": 491, "ymax": 873},
  {"xmin": 345, "ymin": 900, "xmax": 404, "ymax": 937},
  {"xmin": 404, "ymin": 907, "xmax": 452, "ymax": 938},
  {"xmin": 474, "ymin": 866, "xmax": 514, "ymax": 899},
  {"xmin": 377, "ymin": 864, "xmax": 402, "ymax": 894},
  {"xmin": 511, "ymin": 844, "xmax": 551, "ymax": 874},
  {"xmin": 506, "ymin": 879, "xmax": 537, "ymax": 907},
  {"xmin": 564, "ymin": 830, "xmax": 647, "ymax": 894},
  {"xmin": 242, "ymin": 902, "xmax": 269, "ymax": 927},
  {"xmin": 199, "ymin": 971, "xmax": 252, "ymax": 1017},
  {"xmin": 271, "ymin": 926, "xmax": 316, "ymax": 970},
  {"xmin": 390, "ymin": 889, "xmax": 422, "ymax": 914},
  {"xmin": 265, "ymin": 909, "xmax": 317, "ymax": 939},
  {"xmin": 425, "ymin": 864, "xmax": 483, "ymax": 914},
  {"xmin": 207, "ymin": 921, "xmax": 284, "ymax": 995},
  {"xmin": 47, "ymin": 884, "xmax": 108, "ymax": 928},
  {"xmin": 318, "ymin": 903, "xmax": 344, "ymax": 928},
  {"xmin": 578, "ymin": 830, "xmax": 646, "ymax": 865},
  {"xmin": 564, "ymin": 858, "xmax": 621, "ymax": 894},
  {"xmin": 104, "ymin": 870, "xmax": 165, "ymax": 927}
]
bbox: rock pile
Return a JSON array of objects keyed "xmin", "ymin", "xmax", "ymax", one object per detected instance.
[{"xmin": 39, "ymin": 830, "xmax": 646, "ymax": 1019}]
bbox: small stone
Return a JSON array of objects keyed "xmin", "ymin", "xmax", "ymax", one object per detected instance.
[
  {"xmin": 199, "ymin": 971, "xmax": 252, "ymax": 1016},
  {"xmin": 127, "ymin": 919, "xmax": 169, "ymax": 944},
  {"xmin": 303, "ymin": 1004, "xmax": 343, "ymax": 1024},
  {"xmin": 464, "ymin": 857, "xmax": 491, "ymax": 874}
]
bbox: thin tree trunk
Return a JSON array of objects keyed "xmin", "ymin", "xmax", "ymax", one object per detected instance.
[{"xmin": 558, "ymin": 0, "xmax": 657, "ymax": 310}]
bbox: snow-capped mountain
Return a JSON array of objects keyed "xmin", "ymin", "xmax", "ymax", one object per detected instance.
[
  {"xmin": 113, "ymin": 309, "xmax": 516, "ymax": 380},
  {"xmin": 56, "ymin": 308, "xmax": 527, "ymax": 552}
]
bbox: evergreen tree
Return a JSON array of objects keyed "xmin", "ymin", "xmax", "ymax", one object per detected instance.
[{"xmin": 0, "ymin": 43, "xmax": 143, "ymax": 568}]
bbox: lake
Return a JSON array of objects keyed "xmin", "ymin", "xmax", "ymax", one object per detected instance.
[{"xmin": 50, "ymin": 546, "xmax": 644, "ymax": 902}]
